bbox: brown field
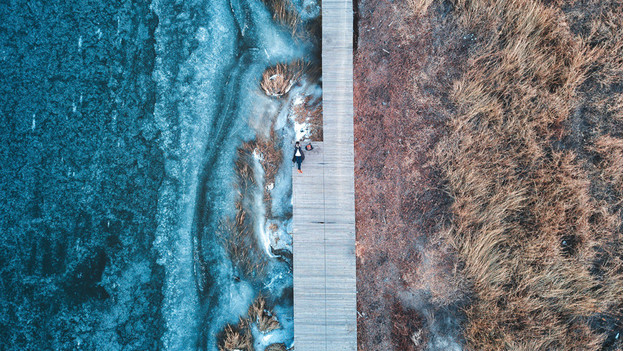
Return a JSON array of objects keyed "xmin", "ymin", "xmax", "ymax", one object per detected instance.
[{"xmin": 354, "ymin": 0, "xmax": 622, "ymax": 350}]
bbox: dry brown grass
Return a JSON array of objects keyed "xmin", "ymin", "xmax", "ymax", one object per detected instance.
[
  {"xmin": 260, "ymin": 61, "xmax": 309, "ymax": 97},
  {"xmin": 219, "ymin": 200, "xmax": 267, "ymax": 280},
  {"xmin": 256, "ymin": 131, "xmax": 284, "ymax": 188},
  {"xmin": 408, "ymin": 0, "xmax": 434, "ymax": 14},
  {"xmin": 248, "ymin": 296, "xmax": 281, "ymax": 333},
  {"xmin": 261, "ymin": 0, "xmax": 300, "ymax": 36},
  {"xmin": 591, "ymin": 135, "xmax": 623, "ymax": 194},
  {"xmin": 264, "ymin": 343, "xmax": 287, "ymax": 351},
  {"xmin": 240, "ymin": 132, "xmax": 283, "ymax": 217},
  {"xmin": 428, "ymin": 0, "xmax": 623, "ymax": 349},
  {"xmin": 292, "ymin": 94, "xmax": 323, "ymax": 141},
  {"xmin": 391, "ymin": 301, "xmax": 427, "ymax": 351},
  {"xmin": 218, "ymin": 319, "xmax": 254, "ymax": 351},
  {"xmin": 220, "ymin": 133, "xmax": 286, "ymax": 278},
  {"xmin": 401, "ymin": 234, "xmax": 468, "ymax": 307}
]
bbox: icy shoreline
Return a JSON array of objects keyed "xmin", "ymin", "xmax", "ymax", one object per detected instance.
[{"xmin": 152, "ymin": 0, "xmax": 320, "ymax": 349}]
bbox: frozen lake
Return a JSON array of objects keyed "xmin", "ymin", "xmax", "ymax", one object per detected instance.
[{"xmin": 0, "ymin": 0, "xmax": 321, "ymax": 350}]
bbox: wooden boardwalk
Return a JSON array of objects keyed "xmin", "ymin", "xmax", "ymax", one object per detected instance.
[{"xmin": 292, "ymin": 0, "xmax": 355, "ymax": 349}]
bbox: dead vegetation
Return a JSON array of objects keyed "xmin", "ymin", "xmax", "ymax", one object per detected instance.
[
  {"xmin": 219, "ymin": 201, "xmax": 268, "ymax": 280},
  {"xmin": 292, "ymin": 95, "xmax": 323, "ymax": 141},
  {"xmin": 391, "ymin": 301, "xmax": 427, "ymax": 351},
  {"xmin": 264, "ymin": 343, "xmax": 287, "ymax": 351},
  {"xmin": 218, "ymin": 319, "xmax": 254, "ymax": 351},
  {"xmin": 260, "ymin": 61, "xmax": 309, "ymax": 97},
  {"xmin": 408, "ymin": 0, "xmax": 435, "ymax": 15},
  {"xmin": 353, "ymin": 0, "xmax": 467, "ymax": 349},
  {"xmin": 430, "ymin": 0, "xmax": 623, "ymax": 349},
  {"xmin": 240, "ymin": 132, "xmax": 283, "ymax": 217},
  {"xmin": 400, "ymin": 234, "xmax": 468, "ymax": 307},
  {"xmin": 261, "ymin": 0, "xmax": 300, "ymax": 36},
  {"xmin": 219, "ymin": 132, "xmax": 286, "ymax": 279},
  {"xmin": 217, "ymin": 296, "xmax": 283, "ymax": 350},
  {"xmin": 248, "ymin": 296, "xmax": 281, "ymax": 333}
]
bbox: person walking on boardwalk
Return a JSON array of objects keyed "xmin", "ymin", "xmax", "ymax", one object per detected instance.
[{"xmin": 292, "ymin": 141, "xmax": 305, "ymax": 173}]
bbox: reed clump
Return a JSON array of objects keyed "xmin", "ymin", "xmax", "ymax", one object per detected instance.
[
  {"xmin": 429, "ymin": 0, "xmax": 622, "ymax": 349},
  {"xmin": 265, "ymin": 343, "xmax": 287, "ymax": 351},
  {"xmin": 248, "ymin": 296, "xmax": 281, "ymax": 333},
  {"xmin": 218, "ymin": 319, "xmax": 254, "ymax": 351},
  {"xmin": 261, "ymin": 0, "xmax": 300, "ymax": 35},
  {"xmin": 219, "ymin": 200, "xmax": 267, "ymax": 280},
  {"xmin": 261, "ymin": 61, "xmax": 309, "ymax": 97},
  {"xmin": 241, "ymin": 132, "xmax": 283, "ymax": 217},
  {"xmin": 255, "ymin": 130, "xmax": 283, "ymax": 188}
]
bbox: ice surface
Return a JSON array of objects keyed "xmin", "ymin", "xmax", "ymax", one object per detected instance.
[
  {"xmin": 251, "ymin": 301, "xmax": 295, "ymax": 350},
  {"xmin": 152, "ymin": 0, "xmax": 239, "ymax": 349},
  {"xmin": 150, "ymin": 0, "xmax": 320, "ymax": 349}
]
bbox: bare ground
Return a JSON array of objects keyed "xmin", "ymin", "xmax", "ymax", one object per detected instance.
[{"xmin": 353, "ymin": 0, "xmax": 470, "ymax": 349}]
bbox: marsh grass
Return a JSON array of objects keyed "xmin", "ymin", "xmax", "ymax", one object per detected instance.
[
  {"xmin": 261, "ymin": 0, "xmax": 300, "ymax": 36},
  {"xmin": 261, "ymin": 61, "xmax": 310, "ymax": 97},
  {"xmin": 219, "ymin": 201, "xmax": 268, "ymax": 280},
  {"xmin": 219, "ymin": 132, "xmax": 286, "ymax": 279},
  {"xmin": 248, "ymin": 296, "xmax": 281, "ymax": 333},
  {"xmin": 218, "ymin": 319, "xmax": 254, "ymax": 351},
  {"xmin": 408, "ymin": 0, "xmax": 434, "ymax": 14},
  {"xmin": 241, "ymin": 132, "xmax": 283, "ymax": 217},
  {"xmin": 218, "ymin": 296, "xmax": 284, "ymax": 351},
  {"xmin": 428, "ymin": 0, "xmax": 623, "ymax": 349},
  {"xmin": 293, "ymin": 95, "xmax": 323, "ymax": 141},
  {"xmin": 264, "ymin": 343, "xmax": 287, "ymax": 351}
]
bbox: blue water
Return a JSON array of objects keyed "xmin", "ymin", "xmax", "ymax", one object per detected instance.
[{"xmin": 0, "ymin": 0, "xmax": 320, "ymax": 349}]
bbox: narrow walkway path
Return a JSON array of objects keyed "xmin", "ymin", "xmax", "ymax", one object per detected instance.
[{"xmin": 292, "ymin": 0, "xmax": 355, "ymax": 349}]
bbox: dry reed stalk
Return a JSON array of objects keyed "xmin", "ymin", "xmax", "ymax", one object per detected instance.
[
  {"xmin": 219, "ymin": 201, "xmax": 268, "ymax": 280},
  {"xmin": 249, "ymin": 130, "xmax": 284, "ymax": 217},
  {"xmin": 260, "ymin": 61, "xmax": 309, "ymax": 97},
  {"xmin": 218, "ymin": 319, "xmax": 254, "ymax": 351},
  {"xmin": 264, "ymin": 343, "xmax": 287, "ymax": 351},
  {"xmin": 261, "ymin": 0, "xmax": 301, "ymax": 36},
  {"xmin": 248, "ymin": 296, "xmax": 281, "ymax": 333}
]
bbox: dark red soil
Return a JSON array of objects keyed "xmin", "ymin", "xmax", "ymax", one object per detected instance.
[{"xmin": 353, "ymin": 1, "xmax": 470, "ymax": 350}]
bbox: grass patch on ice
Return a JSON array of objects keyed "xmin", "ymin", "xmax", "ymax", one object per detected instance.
[{"xmin": 260, "ymin": 60, "xmax": 310, "ymax": 98}]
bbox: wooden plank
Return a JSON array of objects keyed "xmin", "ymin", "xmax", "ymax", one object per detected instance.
[{"xmin": 293, "ymin": 0, "xmax": 355, "ymax": 349}]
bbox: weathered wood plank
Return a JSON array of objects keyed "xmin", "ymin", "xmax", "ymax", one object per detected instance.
[{"xmin": 293, "ymin": 0, "xmax": 355, "ymax": 349}]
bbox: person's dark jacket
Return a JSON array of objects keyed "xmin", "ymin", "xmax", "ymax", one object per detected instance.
[{"xmin": 292, "ymin": 146, "xmax": 305, "ymax": 162}]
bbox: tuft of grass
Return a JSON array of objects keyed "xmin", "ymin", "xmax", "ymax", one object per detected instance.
[
  {"xmin": 218, "ymin": 319, "xmax": 254, "ymax": 351},
  {"xmin": 428, "ymin": 0, "xmax": 623, "ymax": 349},
  {"xmin": 260, "ymin": 61, "xmax": 309, "ymax": 97},
  {"xmin": 264, "ymin": 343, "xmax": 287, "ymax": 351},
  {"xmin": 235, "ymin": 149, "xmax": 256, "ymax": 190},
  {"xmin": 248, "ymin": 296, "xmax": 281, "ymax": 333},
  {"xmin": 408, "ymin": 0, "xmax": 434, "ymax": 14},
  {"xmin": 261, "ymin": 0, "xmax": 300, "ymax": 36}
]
